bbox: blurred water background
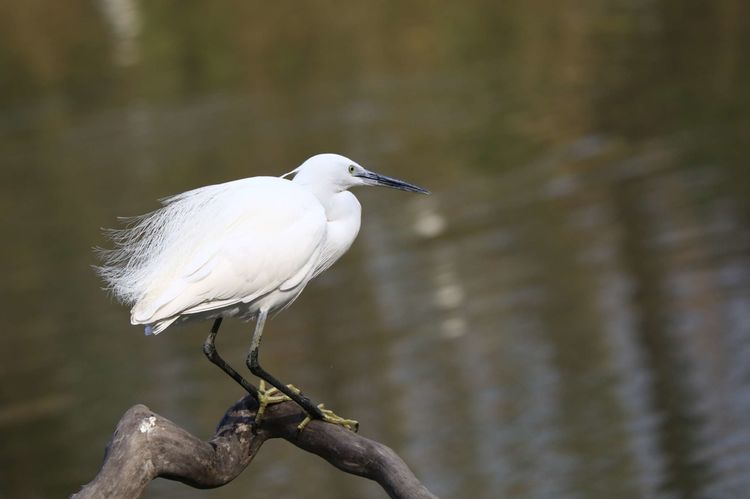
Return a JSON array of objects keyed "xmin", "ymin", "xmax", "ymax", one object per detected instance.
[{"xmin": 1, "ymin": 1, "xmax": 749, "ymax": 498}]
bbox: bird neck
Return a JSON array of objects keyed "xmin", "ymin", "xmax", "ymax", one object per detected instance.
[
  {"xmin": 293, "ymin": 179, "xmax": 361, "ymax": 224},
  {"xmin": 315, "ymin": 190, "xmax": 360, "ymax": 223},
  {"xmin": 315, "ymin": 190, "xmax": 362, "ymax": 273}
]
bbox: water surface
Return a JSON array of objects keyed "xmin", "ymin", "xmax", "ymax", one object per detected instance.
[{"xmin": 1, "ymin": 1, "xmax": 749, "ymax": 498}]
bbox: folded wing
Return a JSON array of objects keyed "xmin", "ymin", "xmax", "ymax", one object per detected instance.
[{"xmin": 128, "ymin": 178, "xmax": 327, "ymax": 328}]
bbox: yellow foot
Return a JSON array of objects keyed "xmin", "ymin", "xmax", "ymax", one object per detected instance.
[
  {"xmin": 254, "ymin": 380, "xmax": 299, "ymax": 425},
  {"xmin": 297, "ymin": 404, "xmax": 359, "ymax": 433},
  {"xmin": 253, "ymin": 381, "xmax": 358, "ymax": 433}
]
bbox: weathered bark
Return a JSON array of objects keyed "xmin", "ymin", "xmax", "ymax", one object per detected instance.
[{"xmin": 71, "ymin": 395, "xmax": 437, "ymax": 499}]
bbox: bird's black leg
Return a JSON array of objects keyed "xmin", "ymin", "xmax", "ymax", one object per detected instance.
[
  {"xmin": 245, "ymin": 309, "xmax": 325, "ymax": 420},
  {"xmin": 203, "ymin": 317, "xmax": 259, "ymax": 400}
]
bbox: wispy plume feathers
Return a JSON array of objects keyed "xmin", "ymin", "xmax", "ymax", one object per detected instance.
[{"xmin": 96, "ymin": 182, "xmax": 231, "ymax": 305}]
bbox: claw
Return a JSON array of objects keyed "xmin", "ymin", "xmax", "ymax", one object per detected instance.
[
  {"xmin": 254, "ymin": 380, "xmax": 291, "ymax": 425},
  {"xmin": 297, "ymin": 403, "xmax": 359, "ymax": 433},
  {"xmin": 253, "ymin": 381, "xmax": 359, "ymax": 433}
]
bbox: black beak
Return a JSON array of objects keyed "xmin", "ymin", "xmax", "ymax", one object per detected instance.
[{"xmin": 358, "ymin": 170, "xmax": 430, "ymax": 195}]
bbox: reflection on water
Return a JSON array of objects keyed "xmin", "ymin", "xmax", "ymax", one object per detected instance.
[{"xmin": 1, "ymin": 1, "xmax": 749, "ymax": 498}]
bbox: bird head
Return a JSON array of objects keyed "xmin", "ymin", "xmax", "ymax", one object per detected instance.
[{"xmin": 287, "ymin": 154, "xmax": 429, "ymax": 194}]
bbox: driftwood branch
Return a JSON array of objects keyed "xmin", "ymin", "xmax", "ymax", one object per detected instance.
[{"xmin": 71, "ymin": 395, "xmax": 437, "ymax": 499}]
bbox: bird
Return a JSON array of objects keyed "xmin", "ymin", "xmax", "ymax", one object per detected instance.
[{"xmin": 97, "ymin": 153, "xmax": 429, "ymax": 430}]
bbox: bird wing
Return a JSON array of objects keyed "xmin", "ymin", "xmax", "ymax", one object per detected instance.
[{"xmin": 130, "ymin": 178, "xmax": 327, "ymax": 325}]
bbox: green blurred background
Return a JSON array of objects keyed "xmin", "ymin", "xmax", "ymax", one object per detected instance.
[{"xmin": 1, "ymin": 1, "xmax": 749, "ymax": 498}]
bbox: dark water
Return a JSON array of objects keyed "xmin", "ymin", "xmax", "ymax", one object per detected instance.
[{"xmin": 1, "ymin": 1, "xmax": 749, "ymax": 498}]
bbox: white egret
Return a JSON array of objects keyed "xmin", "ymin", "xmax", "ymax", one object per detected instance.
[{"xmin": 98, "ymin": 153, "xmax": 429, "ymax": 430}]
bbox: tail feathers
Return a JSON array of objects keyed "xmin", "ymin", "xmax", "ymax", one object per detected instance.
[{"xmin": 141, "ymin": 316, "xmax": 179, "ymax": 336}]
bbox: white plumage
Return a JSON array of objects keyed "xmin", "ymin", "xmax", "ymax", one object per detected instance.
[
  {"xmin": 98, "ymin": 153, "xmax": 427, "ymax": 336},
  {"xmin": 97, "ymin": 153, "xmax": 428, "ymax": 427}
]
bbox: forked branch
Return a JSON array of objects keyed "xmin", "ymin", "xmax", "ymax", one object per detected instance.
[{"xmin": 71, "ymin": 396, "xmax": 437, "ymax": 499}]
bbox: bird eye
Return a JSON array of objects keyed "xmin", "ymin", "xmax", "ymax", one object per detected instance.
[{"xmin": 348, "ymin": 165, "xmax": 356, "ymax": 174}]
